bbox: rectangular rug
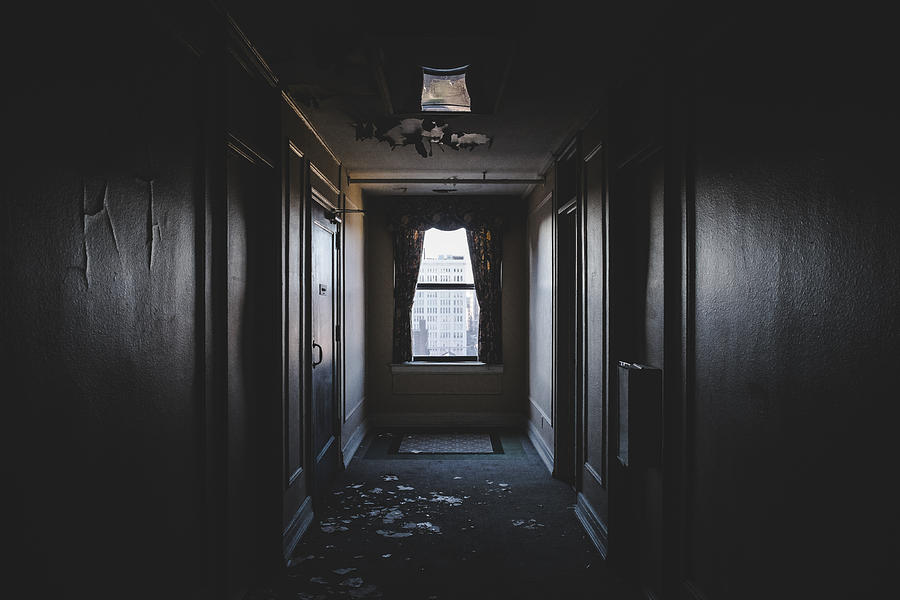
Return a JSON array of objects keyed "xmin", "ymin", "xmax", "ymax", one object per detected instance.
[
  {"xmin": 363, "ymin": 429, "xmax": 520, "ymax": 459},
  {"xmin": 397, "ymin": 432, "xmax": 496, "ymax": 454}
]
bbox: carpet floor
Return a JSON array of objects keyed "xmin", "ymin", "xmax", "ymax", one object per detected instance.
[{"xmin": 258, "ymin": 429, "xmax": 639, "ymax": 600}]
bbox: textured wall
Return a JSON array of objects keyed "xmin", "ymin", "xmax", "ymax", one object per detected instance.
[
  {"xmin": 684, "ymin": 7, "xmax": 900, "ymax": 597},
  {"xmin": 2, "ymin": 5, "xmax": 205, "ymax": 597}
]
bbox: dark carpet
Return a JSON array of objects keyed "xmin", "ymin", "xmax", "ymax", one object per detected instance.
[{"xmin": 261, "ymin": 429, "xmax": 638, "ymax": 600}]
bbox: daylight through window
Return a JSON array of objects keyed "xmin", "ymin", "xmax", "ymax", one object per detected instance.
[{"xmin": 411, "ymin": 228, "xmax": 479, "ymax": 359}]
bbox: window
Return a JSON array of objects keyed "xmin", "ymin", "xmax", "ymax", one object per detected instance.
[
  {"xmin": 410, "ymin": 228, "xmax": 479, "ymax": 360},
  {"xmin": 421, "ymin": 66, "xmax": 471, "ymax": 112}
]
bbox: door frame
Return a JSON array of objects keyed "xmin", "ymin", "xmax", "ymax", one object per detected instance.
[
  {"xmin": 552, "ymin": 137, "xmax": 583, "ymax": 486},
  {"xmin": 308, "ymin": 185, "xmax": 341, "ymax": 510}
]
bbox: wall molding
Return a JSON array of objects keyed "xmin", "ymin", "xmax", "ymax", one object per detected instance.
[
  {"xmin": 282, "ymin": 496, "xmax": 314, "ymax": 564},
  {"xmin": 342, "ymin": 419, "xmax": 368, "ymax": 468},
  {"xmin": 371, "ymin": 412, "xmax": 522, "ymax": 429},
  {"xmin": 528, "ymin": 191, "xmax": 554, "ymax": 217},
  {"xmin": 584, "ymin": 461, "xmax": 603, "ymax": 488},
  {"xmin": 527, "ymin": 418, "xmax": 554, "ymax": 473},
  {"xmin": 529, "ymin": 395, "xmax": 552, "ymax": 427},
  {"xmin": 226, "ymin": 132, "xmax": 274, "ymax": 169},
  {"xmin": 223, "ymin": 11, "xmax": 278, "ymax": 88},
  {"xmin": 575, "ymin": 492, "xmax": 609, "ymax": 559},
  {"xmin": 345, "ymin": 394, "xmax": 366, "ymax": 422},
  {"xmin": 310, "ymin": 161, "xmax": 341, "ymax": 197},
  {"xmin": 282, "ymin": 91, "xmax": 341, "ymax": 167}
]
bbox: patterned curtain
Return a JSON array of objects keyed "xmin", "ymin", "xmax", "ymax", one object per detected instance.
[
  {"xmin": 389, "ymin": 197, "xmax": 505, "ymax": 363},
  {"xmin": 466, "ymin": 225, "xmax": 503, "ymax": 364},
  {"xmin": 391, "ymin": 227, "xmax": 425, "ymax": 363}
]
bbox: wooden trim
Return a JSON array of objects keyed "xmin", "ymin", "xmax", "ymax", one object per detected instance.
[
  {"xmin": 288, "ymin": 140, "xmax": 304, "ymax": 159},
  {"xmin": 282, "ymin": 90, "xmax": 342, "ymax": 166},
  {"xmin": 287, "ymin": 466, "xmax": 303, "ymax": 487},
  {"xmin": 575, "ymin": 492, "xmax": 609, "ymax": 558},
  {"xmin": 529, "ymin": 396, "xmax": 552, "ymax": 427},
  {"xmin": 584, "ymin": 141, "xmax": 604, "ymax": 163},
  {"xmin": 528, "ymin": 191, "xmax": 554, "ymax": 217},
  {"xmin": 315, "ymin": 435, "xmax": 336, "ymax": 464},
  {"xmin": 341, "ymin": 419, "xmax": 368, "ymax": 468},
  {"xmin": 584, "ymin": 461, "xmax": 603, "ymax": 487},
  {"xmin": 311, "ymin": 187, "xmax": 338, "ymax": 213},
  {"xmin": 226, "ymin": 132, "xmax": 274, "ymax": 169},
  {"xmin": 345, "ymin": 394, "xmax": 365, "ymax": 422},
  {"xmin": 527, "ymin": 418, "xmax": 554, "ymax": 473},
  {"xmin": 310, "ymin": 161, "xmax": 341, "ymax": 197},
  {"xmin": 282, "ymin": 496, "xmax": 314, "ymax": 564},
  {"xmin": 557, "ymin": 197, "xmax": 577, "ymax": 215},
  {"xmin": 223, "ymin": 12, "xmax": 278, "ymax": 88},
  {"xmin": 616, "ymin": 142, "xmax": 663, "ymax": 171}
]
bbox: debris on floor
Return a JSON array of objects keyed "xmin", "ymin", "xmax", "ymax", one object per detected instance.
[{"xmin": 375, "ymin": 529, "xmax": 413, "ymax": 538}]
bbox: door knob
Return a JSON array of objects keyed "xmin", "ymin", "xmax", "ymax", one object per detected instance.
[{"xmin": 312, "ymin": 341, "xmax": 323, "ymax": 367}]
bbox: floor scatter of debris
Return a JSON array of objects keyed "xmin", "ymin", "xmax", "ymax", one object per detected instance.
[{"xmin": 260, "ymin": 430, "xmax": 638, "ymax": 600}]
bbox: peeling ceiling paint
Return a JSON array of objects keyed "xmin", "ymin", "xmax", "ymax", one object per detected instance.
[{"xmin": 353, "ymin": 118, "xmax": 493, "ymax": 158}]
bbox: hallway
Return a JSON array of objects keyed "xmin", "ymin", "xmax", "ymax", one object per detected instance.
[
  {"xmin": 4, "ymin": 2, "xmax": 900, "ymax": 599},
  {"xmin": 261, "ymin": 430, "xmax": 637, "ymax": 600}
]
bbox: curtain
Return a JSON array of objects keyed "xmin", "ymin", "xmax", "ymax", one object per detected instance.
[
  {"xmin": 467, "ymin": 225, "xmax": 503, "ymax": 364},
  {"xmin": 389, "ymin": 198, "xmax": 505, "ymax": 363},
  {"xmin": 391, "ymin": 227, "xmax": 425, "ymax": 363}
]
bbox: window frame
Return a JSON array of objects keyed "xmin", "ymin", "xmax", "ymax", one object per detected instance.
[{"xmin": 411, "ymin": 241, "xmax": 479, "ymax": 362}]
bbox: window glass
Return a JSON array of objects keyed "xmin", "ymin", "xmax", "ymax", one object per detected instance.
[{"xmin": 411, "ymin": 228, "xmax": 479, "ymax": 358}]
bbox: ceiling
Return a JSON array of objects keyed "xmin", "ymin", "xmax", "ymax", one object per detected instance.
[{"xmin": 226, "ymin": 0, "xmax": 674, "ymax": 196}]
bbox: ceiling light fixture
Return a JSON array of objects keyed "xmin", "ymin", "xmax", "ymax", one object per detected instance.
[{"xmin": 421, "ymin": 65, "xmax": 471, "ymax": 112}]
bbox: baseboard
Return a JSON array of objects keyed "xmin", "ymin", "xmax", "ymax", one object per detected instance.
[
  {"xmin": 575, "ymin": 492, "xmax": 609, "ymax": 559},
  {"xmin": 527, "ymin": 418, "xmax": 554, "ymax": 473},
  {"xmin": 370, "ymin": 412, "xmax": 523, "ymax": 428},
  {"xmin": 342, "ymin": 418, "xmax": 368, "ymax": 468},
  {"xmin": 282, "ymin": 496, "xmax": 314, "ymax": 564}
]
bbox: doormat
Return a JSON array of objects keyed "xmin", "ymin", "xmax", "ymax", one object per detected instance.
[
  {"xmin": 396, "ymin": 432, "xmax": 498, "ymax": 454},
  {"xmin": 363, "ymin": 429, "xmax": 524, "ymax": 460}
]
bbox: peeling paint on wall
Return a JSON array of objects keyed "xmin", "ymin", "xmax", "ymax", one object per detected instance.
[
  {"xmin": 137, "ymin": 175, "xmax": 161, "ymax": 270},
  {"xmin": 353, "ymin": 118, "xmax": 492, "ymax": 158},
  {"xmin": 80, "ymin": 179, "xmax": 120, "ymax": 287}
]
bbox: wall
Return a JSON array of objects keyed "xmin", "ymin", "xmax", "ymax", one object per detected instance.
[
  {"xmin": 364, "ymin": 196, "xmax": 527, "ymax": 426},
  {"xmin": 677, "ymin": 6, "xmax": 900, "ymax": 599},
  {"xmin": 341, "ymin": 185, "xmax": 367, "ymax": 461},
  {"xmin": 526, "ymin": 170, "xmax": 556, "ymax": 466},
  {"xmin": 2, "ymin": 4, "xmax": 207, "ymax": 597}
]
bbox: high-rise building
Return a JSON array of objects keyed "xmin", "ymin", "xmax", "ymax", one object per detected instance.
[{"xmin": 411, "ymin": 254, "xmax": 479, "ymax": 357}]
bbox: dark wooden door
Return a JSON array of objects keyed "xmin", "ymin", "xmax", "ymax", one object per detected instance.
[
  {"xmin": 554, "ymin": 142, "xmax": 580, "ymax": 486},
  {"xmin": 281, "ymin": 143, "xmax": 311, "ymax": 562},
  {"xmin": 310, "ymin": 199, "xmax": 339, "ymax": 509}
]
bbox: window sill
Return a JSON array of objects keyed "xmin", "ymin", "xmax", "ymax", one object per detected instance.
[{"xmin": 390, "ymin": 362, "xmax": 503, "ymax": 375}]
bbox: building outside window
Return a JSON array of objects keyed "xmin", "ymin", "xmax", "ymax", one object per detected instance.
[{"xmin": 410, "ymin": 228, "xmax": 479, "ymax": 359}]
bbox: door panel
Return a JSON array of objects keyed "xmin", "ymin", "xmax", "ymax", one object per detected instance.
[
  {"xmin": 311, "ymin": 200, "xmax": 339, "ymax": 508},
  {"xmin": 282, "ymin": 144, "xmax": 309, "ymax": 556},
  {"xmin": 580, "ymin": 141, "xmax": 610, "ymax": 549}
]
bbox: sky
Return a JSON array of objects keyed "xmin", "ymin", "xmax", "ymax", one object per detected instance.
[{"xmin": 422, "ymin": 227, "xmax": 468, "ymax": 259}]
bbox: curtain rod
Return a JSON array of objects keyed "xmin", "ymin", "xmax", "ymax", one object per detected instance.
[{"xmin": 347, "ymin": 177, "xmax": 544, "ymax": 185}]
